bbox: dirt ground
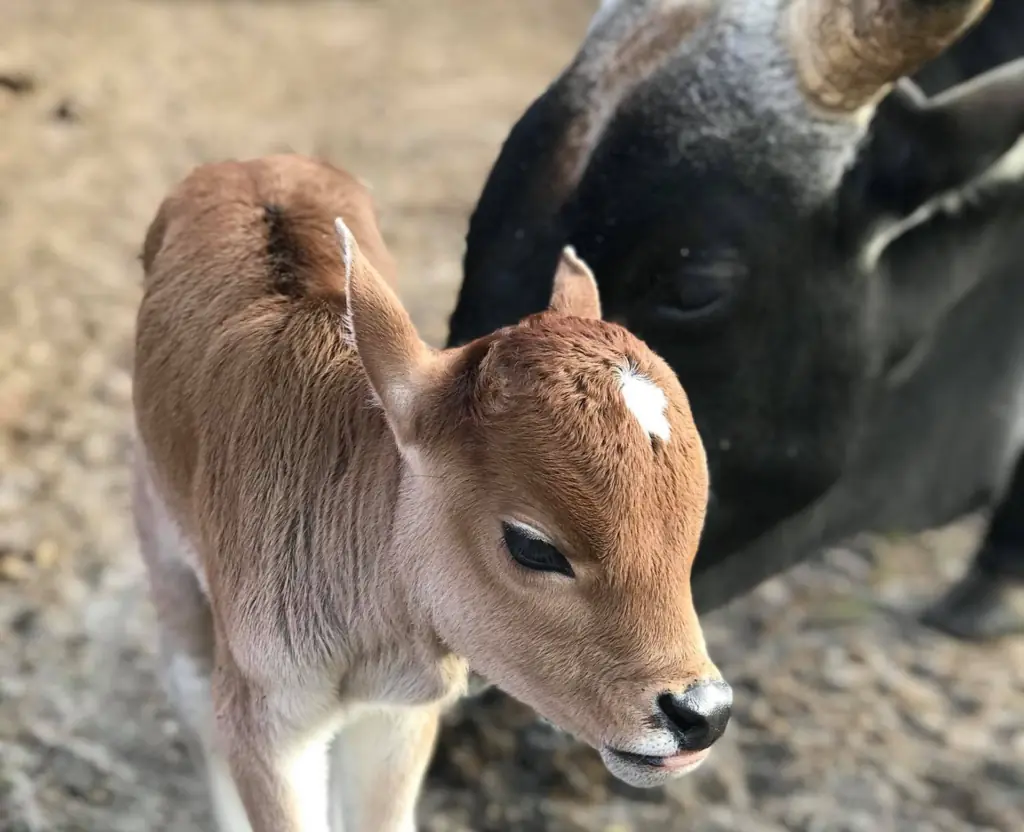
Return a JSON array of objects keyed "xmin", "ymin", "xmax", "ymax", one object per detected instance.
[{"xmin": 0, "ymin": 1, "xmax": 1022, "ymax": 830}]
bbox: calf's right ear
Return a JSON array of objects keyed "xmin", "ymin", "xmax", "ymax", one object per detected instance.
[
  {"xmin": 335, "ymin": 218, "xmax": 434, "ymax": 444},
  {"xmin": 549, "ymin": 245, "xmax": 602, "ymax": 320}
]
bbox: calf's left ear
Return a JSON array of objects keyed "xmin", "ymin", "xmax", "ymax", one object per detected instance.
[
  {"xmin": 549, "ymin": 245, "xmax": 602, "ymax": 320},
  {"xmin": 336, "ymin": 217, "xmax": 436, "ymax": 446}
]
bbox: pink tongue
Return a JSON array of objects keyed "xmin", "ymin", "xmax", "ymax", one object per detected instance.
[{"xmin": 658, "ymin": 749, "xmax": 709, "ymax": 770}]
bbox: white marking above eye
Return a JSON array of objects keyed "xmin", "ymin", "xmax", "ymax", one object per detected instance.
[{"xmin": 616, "ymin": 362, "xmax": 671, "ymax": 442}]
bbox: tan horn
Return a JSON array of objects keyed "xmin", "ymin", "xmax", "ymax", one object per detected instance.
[{"xmin": 785, "ymin": 0, "xmax": 993, "ymax": 114}]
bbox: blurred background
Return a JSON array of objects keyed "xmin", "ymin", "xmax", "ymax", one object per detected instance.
[{"xmin": 0, "ymin": 1, "xmax": 1021, "ymax": 830}]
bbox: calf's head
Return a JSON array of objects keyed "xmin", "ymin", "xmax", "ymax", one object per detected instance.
[
  {"xmin": 339, "ymin": 220, "xmax": 726, "ymax": 786},
  {"xmin": 450, "ymin": 0, "xmax": 1024, "ymax": 556}
]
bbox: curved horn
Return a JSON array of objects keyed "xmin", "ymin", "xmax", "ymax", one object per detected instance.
[{"xmin": 786, "ymin": 0, "xmax": 993, "ymax": 114}]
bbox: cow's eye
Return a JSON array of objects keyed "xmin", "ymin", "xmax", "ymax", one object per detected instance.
[
  {"xmin": 673, "ymin": 268, "xmax": 730, "ymax": 312},
  {"xmin": 631, "ymin": 249, "xmax": 744, "ymax": 331},
  {"xmin": 667, "ymin": 254, "xmax": 745, "ymax": 318},
  {"xmin": 502, "ymin": 522, "xmax": 574, "ymax": 577}
]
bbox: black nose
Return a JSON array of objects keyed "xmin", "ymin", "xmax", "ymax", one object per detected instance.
[{"xmin": 658, "ymin": 680, "xmax": 732, "ymax": 750}]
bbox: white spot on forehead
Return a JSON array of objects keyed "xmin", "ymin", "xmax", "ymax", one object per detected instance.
[{"xmin": 616, "ymin": 362, "xmax": 670, "ymax": 442}]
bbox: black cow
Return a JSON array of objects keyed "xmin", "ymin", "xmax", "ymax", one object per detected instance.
[{"xmin": 447, "ymin": 0, "xmax": 1024, "ymax": 640}]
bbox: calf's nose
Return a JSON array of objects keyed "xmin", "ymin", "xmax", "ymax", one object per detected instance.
[{"xmin": 657, "ymin": 680, "xmax": 732, "ymax": 750}]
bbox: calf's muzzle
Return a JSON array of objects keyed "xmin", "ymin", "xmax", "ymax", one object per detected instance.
[{"xmin": 658, "ymin": 679, "xmax": 733, "ymax": 751}]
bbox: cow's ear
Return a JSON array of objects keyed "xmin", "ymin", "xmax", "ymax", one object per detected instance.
[{"xmin": 860, "ymin": 58, "xmax": 1024, "ymax": 222}]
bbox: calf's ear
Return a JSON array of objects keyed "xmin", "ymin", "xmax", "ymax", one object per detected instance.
[
  {"xmin": 336, "ymin": 218, "xmax": 435, "ymax": 445},
  {"xmin": 549, "ymin": 245, "xmax": 602, "ymax": 320}
]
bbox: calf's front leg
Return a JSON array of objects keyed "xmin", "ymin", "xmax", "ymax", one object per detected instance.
[
  {"xmin": 329, "ymin": 705, "xmax": 442, "ymax": 832},
  {"xmin": 213, "ymin": 662, "xmax": 337, "ymax": 832}
]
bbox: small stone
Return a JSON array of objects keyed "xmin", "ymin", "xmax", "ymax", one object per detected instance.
[
  {"xmin": 52, "ymin": 98, "xmax": 79, "ymax": 123},
  {"xmin": 0, "ymin": 555, "xmax": 32, "ymax": 582},
  {"xmin": 33, "ymin": 538, "xmax": 60, "ymax": 569},
  {"xmin": 10, "ymin": 608, "xmax": 37, "ymax": 635},
  {"xmin": 81, "ymin": 433, "xmax": 115, "ymax": 465},
  {"xmin": 88, "ymin": 786, "xmax": 114, "ymax": 806},
  {"xmin": 50, "ymin": 750, "xmax": 104, "ymax": 801},
  {"xmin": 982, "ymin": 760, "xmax": 1024, "ymax": 790},
  {"xmin": 0, "ymin": 518, "xmax": 34, "ymax": 552},
  {"xmin": 744, "ymin": 698, "xmax": 773, "ymax": 729},
  {"xmin": 103, "ymin": 369, "xmax": 133, "ymax": 402}
]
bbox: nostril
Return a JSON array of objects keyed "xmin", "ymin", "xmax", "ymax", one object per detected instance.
[
  {"xmin": 658, "ymin": 680, "xmax": 733, "ymax": 750},
  {"xmin": 657, "ymin": 692, "xmax": 708, "ymax": 738}
]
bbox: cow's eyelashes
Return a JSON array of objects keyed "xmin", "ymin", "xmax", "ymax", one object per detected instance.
[{"xmin": 502, "ymin": 522, "xmax": 575, "ymax": 578}]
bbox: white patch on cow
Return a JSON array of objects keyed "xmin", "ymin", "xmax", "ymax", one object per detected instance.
[
  {"xmin": 616, "ymin": 363, "xmax": 670, "ymax": 442},
  {"xmin": 862, "ymin": 132, "xmax": 1024, "ymax": 272}
]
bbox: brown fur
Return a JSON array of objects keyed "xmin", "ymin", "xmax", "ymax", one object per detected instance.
[{"xmin": 132, "ymin": 153, "xmax": 720, "ymax": 832}]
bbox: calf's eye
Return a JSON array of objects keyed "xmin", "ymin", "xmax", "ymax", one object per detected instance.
[{"xmin": 502, "ymin": 522, "xmax": 575, "ymax": 578}]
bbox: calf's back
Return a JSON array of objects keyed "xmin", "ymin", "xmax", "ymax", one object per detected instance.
[{"xmin": 133, "ymin": 154, "xmax": 397, "ymax": 606}]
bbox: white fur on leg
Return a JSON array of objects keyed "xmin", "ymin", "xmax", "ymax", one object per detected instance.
[
  {"xmin": 206, "ymin": 755, "xmax": 255, "ymax": 832},
  {"xmin": 167, "ymin": 653, "xmax": 253, "ymax": 832},
  {"xmin": 280, "ymin": 734, "xmax": 334, "ymax": 832},
  {"xmin": 331, "ymin": 705, "xmax": 439, "ymax": 832}
]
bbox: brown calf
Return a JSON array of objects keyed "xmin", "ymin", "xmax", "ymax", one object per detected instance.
[{"xmin": 131, "ymin": 154, "xmax": 729, "ymax": 832}]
